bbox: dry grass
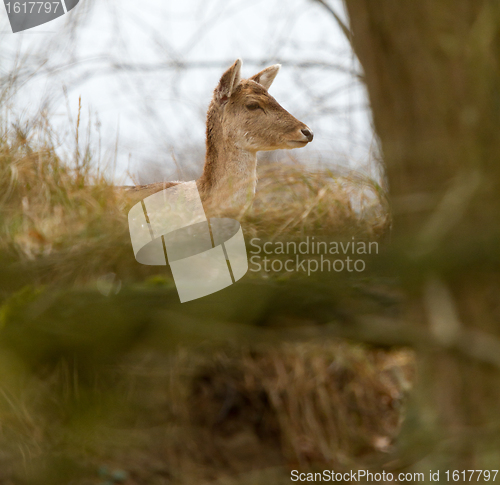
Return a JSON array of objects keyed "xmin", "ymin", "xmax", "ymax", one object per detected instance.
[
  {"xmin": 247, "ymin": 162, "xmax": 389, "ymax": 240},
  {"xmin": 0, "ymin": 108, "xmax": 406, "ymax": 484},
  {"xmin": 0, "ymin": 112, "xmax": 128, "ymax": 284},
  {"xmin": 0, "ymin": 111, "xmax": 389, "ymax": 289},
  {"xmin": 0, "ymin": 341, "xmax": 412, "ymax": 484},
  {"xmin": 189, "ymin": 341, "xmax": 413, "ymax": 467}
]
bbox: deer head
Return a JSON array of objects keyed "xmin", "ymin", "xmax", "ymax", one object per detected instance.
[
  {"xmin": 213, "ymin": 59, "xmax": 313, "ymax": 151},
  {"xmin": 200, "ymin": 59, "xmax": 313, "ymax": 211}
]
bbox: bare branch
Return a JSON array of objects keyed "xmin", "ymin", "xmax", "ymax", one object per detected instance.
[
  {"xmin": 311, "ymin": 315, "xmax": 500, "ymax": 371},
  {"xmin": 312, "ymin": 0, "xmax": 353, "ymax": 43},
  {"xmin": 3, "ymin": 58, "xmax": 362, "ymax": 94}
]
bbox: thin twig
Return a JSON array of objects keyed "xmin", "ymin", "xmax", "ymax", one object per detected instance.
[{"xmin": 312, "ymin": 0, "xmax": 353, "ymax": 43}]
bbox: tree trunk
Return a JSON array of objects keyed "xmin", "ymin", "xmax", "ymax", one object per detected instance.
[{"xmin": 344, "ymin": 0, "xmax": 500, "ymax": 468}]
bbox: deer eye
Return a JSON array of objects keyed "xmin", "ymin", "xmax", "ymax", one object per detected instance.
[{"xmin": 246, "ymin": 103, "xmax": 261, "ymax": 111}]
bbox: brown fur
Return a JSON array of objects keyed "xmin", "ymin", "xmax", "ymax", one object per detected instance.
[{"xmin": 124, "ymin": 59, "xmax": 312, "ymax": 214}]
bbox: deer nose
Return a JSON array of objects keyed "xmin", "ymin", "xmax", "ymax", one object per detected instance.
[{"xmin": 301, "ymin": 128, "xmax": 314, "ymax": 142}]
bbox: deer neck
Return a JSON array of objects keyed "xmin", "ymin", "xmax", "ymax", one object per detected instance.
[{"xmin": 199, "ymin": 110, "xmax": 258, "ymax": 211}]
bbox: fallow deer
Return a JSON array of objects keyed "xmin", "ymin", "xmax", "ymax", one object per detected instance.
[{"xmin": 126, "ymin": 59, "xmax": 313, "ymax": 214}]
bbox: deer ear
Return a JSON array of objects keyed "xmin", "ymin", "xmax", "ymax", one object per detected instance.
[
  {"xmin": 215, "ymin": 59, "xmax": 242, "ymax": 105},
  {"xmin": 249, "ymin": 64, "xmax": 281, "ymax": 90}
]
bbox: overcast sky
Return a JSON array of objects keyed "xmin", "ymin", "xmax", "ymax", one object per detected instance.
[{"xmin": 1, "ymin": 0, "xmax": 376, "ymax": 184}]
